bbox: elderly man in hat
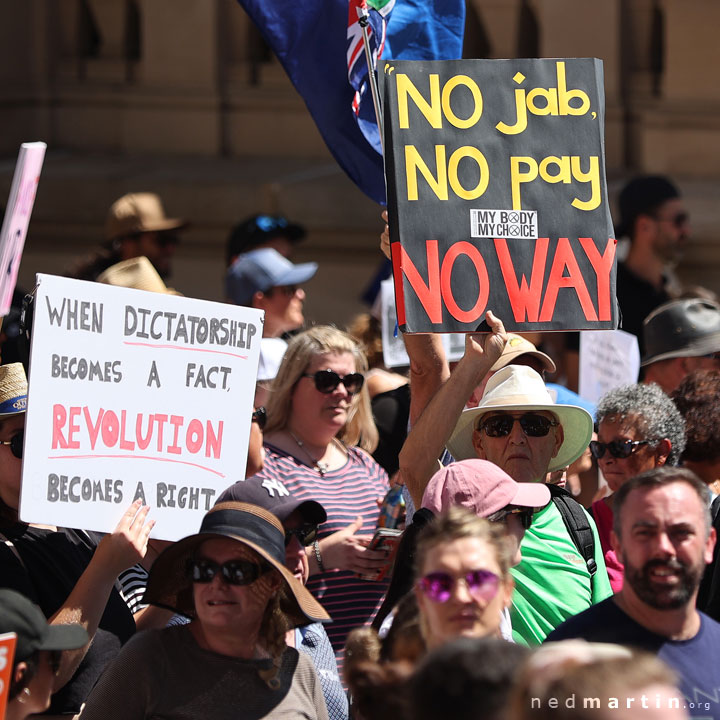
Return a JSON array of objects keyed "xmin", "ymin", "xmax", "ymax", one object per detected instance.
[
  {"xmin": 399, "ymin": 320, "xmax": 611, "ymax": 645},
  {"xmin": 641, "ymin": 298, "xmax": 720, "ymax": 394}
]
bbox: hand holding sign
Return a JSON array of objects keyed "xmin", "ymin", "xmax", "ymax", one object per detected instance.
[
  {"xmin": 94, "ymin": 500, "xmax": 155, "ymax": 578},
  {"xmin": 466, "ymin": 310, "xmax": 507, "ymax": 370}
]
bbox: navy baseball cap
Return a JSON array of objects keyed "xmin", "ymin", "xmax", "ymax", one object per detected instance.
[
  {"xmin": 216, "ymin": 476, "xmax": 326, "ymax": 525},
  {"xmin": 225, "ymin": 248, "xmax": 318, "ymax": 306},
  {"xmin": 226, "ymin": 215, "xmax": 306, "ymax": 263}
]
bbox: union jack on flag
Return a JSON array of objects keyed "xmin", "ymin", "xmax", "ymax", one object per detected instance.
[{"xmin": 347, "ymin": 0, "xmax": 395, "ymax": 154}]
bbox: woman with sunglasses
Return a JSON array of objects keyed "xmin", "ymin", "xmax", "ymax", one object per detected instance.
[
  {"xmin": 241, "ymin": 325, "xmax": 390, "ymax": 661},
  {"xmin": 80, "ymin": 502, "xmax": 330, "ymax": 720},
  {"xmin": 414, "ymin": 506, "xmax": 515, "ymax": 649},
  {"xmin": 591, "ymin": 383, "xmax": 686, "ymax": 591},
  {"xmin": 0, "ymin": 363, "xmax": 156, "ymax": 717}
]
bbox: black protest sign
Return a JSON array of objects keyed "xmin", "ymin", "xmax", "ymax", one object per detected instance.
[{"xmin": 382, "ymin": 58, "xmax": 617, "ymax": 333}]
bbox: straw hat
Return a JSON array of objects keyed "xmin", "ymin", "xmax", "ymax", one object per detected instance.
[
  {"xmin": 446, "ymin": 365, "xmax": 593, "ymax": 472},
  {"xmin": 143, "ymin": 502, "xmax": 330, "ymax": 626},
  {"xmin": 97, "ymin": 257, "xmax": 181, "ymax": 295},
  {"xmin": 0, "ymin": 363, "xmax": 27, "ymax": 417}
]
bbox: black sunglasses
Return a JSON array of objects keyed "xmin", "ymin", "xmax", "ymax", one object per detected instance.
[
  {"xmin": 284, "ymin": 523, "xmax": 319, "ymax": 547},
  {"xmin": 590, "ymin": 439, "xmax": 651, "ymax": 460},
  {"xmin": 480, "ymin": 413, "xmax": 558, "ymax": 438},
  {"xmin": 0, "ymin": 429, "xmax": 23, "ymax": 459},
  {"xmin": 189, "ymin": 558, "xmax": 270, "ymax": 586},
  {"xmin": 487, "ymin": 505, "xmax": 534, "ymax": 530},
  {"xmin": 302, "ymin": 370, "xmax": 364, "ymax": 395},
  {"xmin": 251, "ymin": 406, "xmax": 267, "ymax": 431},
  {"xmin": 654, "ymin": 211, "xmax": 689, "ymax": 229}
]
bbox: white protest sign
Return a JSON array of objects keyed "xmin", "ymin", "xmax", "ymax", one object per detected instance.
[
  {"xmin": 380, "ymin": 278, "xmax": 466, "ymax": 368},
  {"xmin": 0, "ymin": 142, "xmax": 47, "ymax": 316},
  {"xmin": 21, "ymin": 274, "xmax": 262, "ymax": 541},
  {"xmin": 578, "ymin": 328, "xmax": 640, "ymax": 404}
]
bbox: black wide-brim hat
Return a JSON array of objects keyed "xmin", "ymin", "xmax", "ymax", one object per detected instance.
[{"xmin": 144, "ymin": 502, "xmax": 330, "ymax": 627}]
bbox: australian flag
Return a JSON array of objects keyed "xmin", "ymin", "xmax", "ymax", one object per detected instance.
[{"xmin": 237, "ymin": 0, "xmax": 464, "ymax": 205}]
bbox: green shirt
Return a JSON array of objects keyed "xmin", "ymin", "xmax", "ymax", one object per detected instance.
[{"xmin": 510, "ymin": 500, "xmax": 612, "ymax": 646}]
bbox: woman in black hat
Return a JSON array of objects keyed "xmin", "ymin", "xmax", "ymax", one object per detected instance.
[
  {"xmin": 0, "ymin": 589, "xmax": 88, "ymax": 720},
  {"xmin": 80, "ymin": 502, "xmax": 330, "ymax": 720}
]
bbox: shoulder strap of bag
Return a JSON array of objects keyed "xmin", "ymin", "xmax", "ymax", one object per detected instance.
[{"xmin": 548, "ymin": 484, "xmax": 597, "ymax": 577}]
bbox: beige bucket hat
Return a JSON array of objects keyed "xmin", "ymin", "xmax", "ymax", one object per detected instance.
[{"xmin": 446, "ymin": 365, "xmax": 593, "ymax": 472}]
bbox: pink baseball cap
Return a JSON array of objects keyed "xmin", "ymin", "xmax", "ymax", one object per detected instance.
[{"xmin": 421, "ymin": 459, "xmax": 551, "ymax": 516}]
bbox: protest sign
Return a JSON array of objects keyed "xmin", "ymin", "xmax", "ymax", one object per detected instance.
[
  {"xmin": 380, "ymin": 278, "xmax": 465, "ymax": 367},
  {"xmin": 0, "ymin": 142, "xmax": 46, "ymax": 316},
  {"xmin": 578, "ymin": 329, "xmax": 640, "ymax": 404},
  {"xmin": 382, "ymin": 58, "xmax": 617, "ymax": 333},
  {"xmin": 20, "ymin": 274, "xmax": 262, "ymax": 541},
  {"xmin": 0, "ymin": 632, "xmax": 16, "ymax": 720}
]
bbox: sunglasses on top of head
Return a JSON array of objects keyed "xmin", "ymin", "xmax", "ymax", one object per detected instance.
[
  {"xmin": 189, "ymin": 558, "xmax": 270, "ymax": 586},
  {"xmin": 479, "ymin": 413, "xmax": 558, "ymax": 438},
  {"xmin": 487, "ymin": 505, "xmax": 534, "ymax": 530},
  {"xmin": 417, "ymin": 569, "xmax": 500, "ymax": 604},
  {"xmin": 589, "ymin": 439, "xmax": 652, "ymax": 460},
  {"xmin": 0, "ymin": 429, "xmax": 23, "ymax": 459},
  {"xmin": 302, "ymin": 370, "xmax": 364, "ymax": 395},
  {"xmin": 284, "ymin": 523, "xmax": 319, "ymax": 547}
]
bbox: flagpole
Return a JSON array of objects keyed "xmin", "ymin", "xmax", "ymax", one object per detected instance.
[{"xmin": 357, "ymin": 2, "xmax": 384, "ymax": 155}]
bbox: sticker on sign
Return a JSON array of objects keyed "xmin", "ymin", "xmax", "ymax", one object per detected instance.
[{"xmin": 470, "ymin": 209, "xmax": 538, "ymax": 240}]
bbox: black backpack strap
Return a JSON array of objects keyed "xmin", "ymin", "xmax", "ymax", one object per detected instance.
[{"xmin": 547, "ymin": 484, "xmax": 597, "ymax": 577}]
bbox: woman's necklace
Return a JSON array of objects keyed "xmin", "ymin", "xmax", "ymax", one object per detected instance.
[{"xmin": 288, "ymin": 430, "xmax": 331, "ymax": 476}]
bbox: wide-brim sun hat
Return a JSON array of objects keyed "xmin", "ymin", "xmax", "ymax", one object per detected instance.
[
  {"xmin": 106, "ymin": 192, "xmax": 188, "ymax": 241},
  {"xmin": 144, "ymin": 502, "xmax": 330, "ymax": 626},
  {"xmin": 641, "ymin": 298, "xmax": 720, "ymax": 366},
  {"xmin": 0, "ymin": 362, "xmax": 28, "ymax": 417},
  {"xmin": 97, "ymin": 256, "xmax": 182, "ymax": 295},
  {"xmin": 446, "ymin": 365, "xmax": 593, "ymax": 473},
  {"xmin": 421, "ymin": 458, "xmax": 551, "ymax": 516}
]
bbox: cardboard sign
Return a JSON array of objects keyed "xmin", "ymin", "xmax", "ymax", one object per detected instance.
[
  {"xmin": 578, "ymin": 329, "xmax": 640, "ymax": 404},
  {"xmin": 20, "ymin": 274, "xmax": 262, "ymax": 541},
  {"xmin": 0, "ymin": 142, "xmax": 47, "ymax": 316},
  {"xmin": 382, "ymin": 58, "xmax": 617, "ymax": 333},
  {"xmin": 0, "ymin": 633, "xmax": 16, "ymax": 720},
  {"xmin": 380, "ymin": 278, "xmax": 466, "ymax": 367}
]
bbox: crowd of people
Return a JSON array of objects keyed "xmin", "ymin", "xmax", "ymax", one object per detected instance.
[{"xmin": 1, "ymin": 173, "xmax": 719, "ymax": 720}]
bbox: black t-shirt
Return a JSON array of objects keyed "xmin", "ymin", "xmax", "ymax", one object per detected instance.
[
  {"xmin": 547, "ymin": 598, "xmax": 720, "ymax": 719},
  {"xmin": 0, "ymin": 524, "xmax": 136, "ymax": 714},
  {"xmin": 616, "ymin": 262, "xmax": 671, "ymax": 356}
]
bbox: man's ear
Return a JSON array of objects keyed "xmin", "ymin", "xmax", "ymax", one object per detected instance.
[
  {"xmin": 472, "ymin": 428, "xmax": 487, "ymax": 459},
  {"xmin": 655, "ymin": 439, "xmax": 672, "ymax": 466},
  {"xmin": 705, "ymin": 527, "xmax": 717, "ymax": 566},
  {"xmin": 251, "ymin": 291, "xmax": 266, "ymax": 310},
  {"xmin": 610, "ymin": 529, "xmax": 622, "ymax": 557},
  {"xmin": 551, "ymin": 423, "xmax": 565, "ymax": 458}
]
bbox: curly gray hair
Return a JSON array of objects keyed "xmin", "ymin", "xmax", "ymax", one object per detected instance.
[{"xmin": 596, "ymin": 383, "xmax": 686, "ymax": 466}]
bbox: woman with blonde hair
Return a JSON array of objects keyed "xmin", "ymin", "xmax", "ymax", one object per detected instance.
[
  {"xmin": 222, "ymin": 326, "xmax": 390, "ymax": 660},
  {"xmin": 414, "ymin": 506, "xmax": 515, "ymax": 650}
]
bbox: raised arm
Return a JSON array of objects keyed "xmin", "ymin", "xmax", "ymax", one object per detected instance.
[
  {"xmin": 398, "ymin": 312, "xmax": 507, "ymax": 507},
  {"xmin": 50, "ymin": 500, "xmax": 154, "ymax": 691}
]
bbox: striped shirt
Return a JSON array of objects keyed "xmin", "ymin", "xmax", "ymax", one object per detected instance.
[{"xmin": 259, "ymin": 444, "xmax": 389, "ymax": 658}]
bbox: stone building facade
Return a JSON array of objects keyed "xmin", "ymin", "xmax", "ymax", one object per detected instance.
[{"xmin": 1, "ymin": 0, "xmax": 718, "ymax": 324}]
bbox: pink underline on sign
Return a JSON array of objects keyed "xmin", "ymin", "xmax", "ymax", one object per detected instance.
[
  {"xmin": 123, "ymin": 341, "xmax": 248, "ymax": 360},
  {"xmin": 47, "ymin": 454, "xmax": 226, "ymax": 478}
]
